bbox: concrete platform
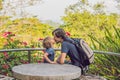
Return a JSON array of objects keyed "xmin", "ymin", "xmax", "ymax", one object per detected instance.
[{"xmin": 12, "ymin": 63, "xmax": 81, "ymax": 80}]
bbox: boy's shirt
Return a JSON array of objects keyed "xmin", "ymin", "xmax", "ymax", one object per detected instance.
[{"xmin": 44, "ymin": 48, "xmax": 55, "ymax": 63}]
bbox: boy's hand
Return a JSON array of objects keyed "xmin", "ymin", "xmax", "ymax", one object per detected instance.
[{"xmin": 50, "ymin": 61, "xmax": 56, "ymax": 64}]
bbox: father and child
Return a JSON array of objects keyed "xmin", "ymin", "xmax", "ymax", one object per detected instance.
[{"xmin": 42, "ymin": 28, "xmax": 89, "ymax": 75}]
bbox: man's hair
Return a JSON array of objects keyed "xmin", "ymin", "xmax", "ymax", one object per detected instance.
[
  {"xmin": 43, "ymin": 37, "xmax": 52, "ymax": 49},
  {"xmin": 52, "ymin": 28, "xmax": 66, "ymax": 39}
]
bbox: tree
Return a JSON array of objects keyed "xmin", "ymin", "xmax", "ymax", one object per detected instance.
[
  {"xmin": 0, "ymin": 0, "xmax": 42, "ymax": 18},
  {"xmin": 115, "ymin": 0, "xmax": 120, "ymax": 13},
  {"xmin": 65, "ymin": 0, "xmax": 120, "ymax": 15},
  {"xmin": 93, "ymin": 2, "xmax": 105, "ymax": 14},
  {"xmin": 0, "ymin": 0, "xmax": 3, "ymax": 10},
  {"xmin": 65, "ymin": 0, "xmax": 90, "ymax": 14}
]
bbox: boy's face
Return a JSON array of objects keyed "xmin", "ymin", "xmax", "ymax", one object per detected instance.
[{"xmin": 50, "ymin": 38, "xmax": 55, "ymax": 44}]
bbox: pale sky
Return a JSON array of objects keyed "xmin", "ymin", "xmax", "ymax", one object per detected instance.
[
  {"xmin": 25, "ymin": 0, "xmax": 120, "ymax": 22},
  {"xmin": 24, "ymin": 0, "xmax": 78, "ymax": 22},
  {"xmin": 1, "ymin": 0, "xmax": 120, "ymax": 23}
]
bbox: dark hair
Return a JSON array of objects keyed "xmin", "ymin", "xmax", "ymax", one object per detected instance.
[
  {"xmin": 43, "ymin": 37, "xmax": 52, "ymax": 49},
  {"xmin": 52, "ymin": 28, "xmax": 67, "ymax": 39}
]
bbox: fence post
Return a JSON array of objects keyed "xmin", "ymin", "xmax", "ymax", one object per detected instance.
[{"xmin": 28, "ymin": 51, "xmax": 31, "ymax": 63}]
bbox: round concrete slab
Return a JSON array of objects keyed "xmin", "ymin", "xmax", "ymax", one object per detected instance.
[{"xmin": 12, "ymin": 63, "xmax": 81, "ymax": 80}]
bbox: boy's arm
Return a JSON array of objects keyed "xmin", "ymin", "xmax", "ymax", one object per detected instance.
[
  {"xmin": 44, "ymin": 53, "xmax": 56, "ymax": 64},
  {"xmin": 57, "ymin": 53, "xmax": 67, "ymax": 64}
]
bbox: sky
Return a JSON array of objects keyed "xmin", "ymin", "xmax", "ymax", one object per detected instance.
[
  {"xmin": 25, "ymin": 0, "xmax": 120, "ymax": 22},
  {"xmin": 1, "ymin": 0, "xmax": 120, "ymax": 23},
  {"xmin": 24, "ymin": 0, "xmax": 78, "ymax": 22}
]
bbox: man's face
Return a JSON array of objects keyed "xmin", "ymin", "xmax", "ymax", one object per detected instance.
[{"xmin": 53, "ymin": 34, "xmax": 62, "ymax": 43}]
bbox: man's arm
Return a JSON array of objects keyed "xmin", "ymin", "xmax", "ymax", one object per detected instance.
[{"xmin": 57, "ymin": 53, "xmax": 67, "ymax": 64}]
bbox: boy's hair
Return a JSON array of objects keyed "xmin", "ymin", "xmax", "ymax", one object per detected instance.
[
  {"xmin": 52, "ymin": 28, "xmax": 66, "ymax": 39},
  {"xmin": 43, "ymin": 37, "xmax": 52, "ymax": 49}
]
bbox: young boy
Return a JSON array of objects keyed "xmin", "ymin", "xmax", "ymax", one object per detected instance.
[{"xmin": 42, "ymin": 37, "xmax": 56, "ymax": 64}]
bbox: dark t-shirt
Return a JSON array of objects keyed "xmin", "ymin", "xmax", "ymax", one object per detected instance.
[
  {"xmin": 61, "ymin": 38, "xmax": 81, "ymax": 67},
  {"xmin": 44, "ymin": 48, "xmax": 55, "ymax": 63}
]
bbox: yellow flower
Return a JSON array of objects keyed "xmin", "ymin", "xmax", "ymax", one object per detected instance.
[{"xmin": 33, "ymin": 53, "xmax": 38, "ymax": 57}]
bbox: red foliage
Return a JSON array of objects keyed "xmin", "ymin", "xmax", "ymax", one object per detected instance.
[
  {"xmin": 10, "ymin": 38, "xmax": 14, "ymax": 42},
  {"xmin": 20, "ymin": 60, "xmax": 29, "ymax": 64},
  {"xmin": 2, "ymin": 64, "xmax": 9, "ymax": 69},
  {"xmin": 3, "ymin": 52, "xmax": 9, "ymax": 59},
  {"xmin": 66, "ymin": 32, "xmax": 71, "ymax": 36},
  {"xmin": 2, "ymin": 32, "xmax": 15, "ymax": 38},
  {"xmin": 37, "ymin": 60, "xmax": 42, "ymax": 63},
  {"xmin": 38, "ymin": 38, "xmax": 44, "ymax": 41},
  {"xmin": 22, "ymin": 41, "xmax": 27, "ymax": 46}
]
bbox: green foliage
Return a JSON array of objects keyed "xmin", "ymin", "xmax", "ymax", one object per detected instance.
[
  {"xmin": 61, "ymin": 11, "xmax": 117, "ymax": 43},
  {"xmin": 0, "ymin": 16, "xmax": 55, "ymax": 76},
  {"xmin": 61, "ymin": 10, "xmax": 120, "ymax": 80},
  {"xmin": 93, "ymin": 2, "xmax": 105, "ymax": 14},
  {"xmin": 0, "ymin": 17, "xmax": 54, "ymax": 48},
  {"xmin": 0, "ymin": 6, "xmax": 120, "ymax": 79},
  {"xmin": 0, "ymin": 0, "xmax": 3, "ymax": 10},
  {"xmin": 89, "ymin": 26, "xmax": 120, "ymax": 80},
  {"xmin": 0, "ymin": 31, "xmax": 44, "ymax": 76}
]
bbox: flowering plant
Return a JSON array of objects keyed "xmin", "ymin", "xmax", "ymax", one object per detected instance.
[{"xmin": 0, "ymin": 32, "xmax": 44, "ymax": 76}]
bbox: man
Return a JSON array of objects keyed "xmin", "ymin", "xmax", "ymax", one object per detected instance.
[{"xmin": 52, "ymin": 28, "xmax": 88, "ymax": 75}]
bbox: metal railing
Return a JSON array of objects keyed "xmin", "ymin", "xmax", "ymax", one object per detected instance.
[{"xmin": 0, "ymin": 48, "xmax": 120, "ymax": 63}]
